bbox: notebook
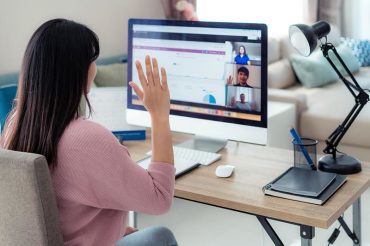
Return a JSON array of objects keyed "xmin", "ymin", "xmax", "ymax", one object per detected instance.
[
  {"xmin": 263, "ymin": 167, "xmax": 347, "ymax": 205},
  {"xmin": 271, "ymin": 167, "xmax": 336, "ymax": 197},
  {"xmin": 138, "ymin": 156, "xmax": 200, "ymax": 178}
]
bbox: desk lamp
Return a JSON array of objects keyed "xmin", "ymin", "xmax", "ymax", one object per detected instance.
[{"xmin": 289, "ymin": 21, "xmax": 369, "ymax": 174}]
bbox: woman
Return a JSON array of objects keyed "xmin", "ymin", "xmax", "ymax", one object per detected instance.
[
  {"xmin": 234, "ymin": 45, "xmax": 250, "ymax": 65},
  {"xmin": 1, "ymin": 19, "xmax": 177, "ymax": 246}
]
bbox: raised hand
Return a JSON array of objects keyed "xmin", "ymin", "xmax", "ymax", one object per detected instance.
[
  {"xmin": 129, "ymin": 55, "xmax": 170, "ymax": 120},
  {"xmin": 129, "ymin": 55, "xmax": 174, "ymax": 164},
  {"xmin": 227, "ymin": 75, "xmax": 233, "ymax": 85}
]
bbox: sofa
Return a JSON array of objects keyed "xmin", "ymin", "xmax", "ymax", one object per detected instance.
[{"xmin": 267, "ymin": 34, "xmax": 370, "ymax": 162}]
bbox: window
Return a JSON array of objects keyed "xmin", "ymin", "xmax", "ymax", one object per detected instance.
[{"xmin": 197, "ymin": 0, "xmax": 304, "ymax": 37}]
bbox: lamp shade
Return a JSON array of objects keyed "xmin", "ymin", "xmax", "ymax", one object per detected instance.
[{"xmin": 289, "ymin": 21, "xmax": 331, "ymax": 56}]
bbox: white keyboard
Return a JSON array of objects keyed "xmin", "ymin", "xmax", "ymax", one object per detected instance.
[{"xmin": 147, "ymin": 146, "xmax": 221, "ymax": 166}]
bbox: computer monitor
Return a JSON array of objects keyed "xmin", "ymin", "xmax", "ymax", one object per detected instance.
[{"xmin": 127, "ymin": 19, "xmax": 268, "ymax": 150}]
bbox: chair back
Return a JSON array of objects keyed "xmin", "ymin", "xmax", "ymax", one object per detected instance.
[{"xmin": 0, "ymin": 149, "xmax": 63, "ymax": 246}]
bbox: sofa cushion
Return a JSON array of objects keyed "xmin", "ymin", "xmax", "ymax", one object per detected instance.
[
  {"xmin": 0, "ymin": 72, "xmax": 18, "ymax": 88},
  {"xmin": 96, "ymin": 55, "xmax": 127, "ymax": 65},
  {"xmin": 268, "ymin": 37, "xmax": 280, "ymax": 64},
  {"xmin": 268, "ymin": 88, "xmax": 307, "ymax": 115},
  {"xmin": 290, "ymin": 44, "xmax": 360, "ymax": 88},
  {"xmin": 280, "ymin": 36, "xmax": 301, "ymax": 61},
  {"xmin": 268, "ymin": 59, "xmax": 297, "ymax": 89},
  {"xmin": 289, "ymin": 68, "xmax": 370, "ymax": 148},
  {"xmin": 355, "ymin": 67, "xmax": 370, "ymax": 89},
  {"xmin": 94, "ymin": 63, "xmax": 127, "ymax": 87},
  {"xmin": 341, "ymin": 37, "xmax": 370, "ymax": 66}
]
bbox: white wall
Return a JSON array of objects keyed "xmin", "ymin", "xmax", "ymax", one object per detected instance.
[{"xmin": 0, "ymin": 0, "xmax": 165, "ymax": 73}]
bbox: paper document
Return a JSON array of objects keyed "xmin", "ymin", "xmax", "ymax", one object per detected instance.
[{"xmin": 87, "ymin": 87, "xmax": 144, "ymax": 132}]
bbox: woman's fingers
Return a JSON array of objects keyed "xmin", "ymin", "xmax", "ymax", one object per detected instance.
[
  {"xmin": 161, "ymin": 67, "xmax": 168, "ymax": 91},
  {"xmin": 145, "ymin": 55, "xmax": 154, "ymax": 86},
  {"xmin": 152, "ymin": 57, "xmax": 160, "ymax": 87},
  {"xmin": 136, "ymin": 56, "xmax": 167, "ymax": 91},
  {"xmin": 129, "ymin": 81, "xmax": 144, "ymax": 100},
  {"xmin": 135, "ymin": 61, "xmax": 148, "ymax": 89},
  {"xmin": 133, "ymin": 56, "xmax": 170, "ymax": 118}
]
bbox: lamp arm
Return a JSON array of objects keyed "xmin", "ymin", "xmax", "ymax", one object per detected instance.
[
  {"xmin": 323, "ymin": 103, "xmax": 366, "ymax": 159},
  {"xmin": 320, "ymin": 43, "xmax": 364, "ymax": 96},
  {"xmin": 319, "ymin": 43, "xmax": 370, "ymax": 159}
]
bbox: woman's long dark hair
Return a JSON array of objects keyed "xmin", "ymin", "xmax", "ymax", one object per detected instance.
[{"xmin": 2, "ymin": 19, "xmax": 99, "ymax": 168}]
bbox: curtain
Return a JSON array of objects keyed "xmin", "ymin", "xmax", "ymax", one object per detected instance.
[
  {"xmin": 160, "ymin": 0, "xmax": 197, "ymax": 20},
  {"xmin": 303, "ymin": 0, "xmax": 319, "ymax": 24},
  {"xmin": 303, "ymin": 0, "xmax": 343, "ymax": 32},
  {"xmin": 318, "ymin": 0, "xmax": 343, "ymax": 29}
]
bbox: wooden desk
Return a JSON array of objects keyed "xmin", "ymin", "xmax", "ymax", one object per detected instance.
[{"xmin": 125, "ymin": 132, "xmax": 370, "ymax": 246}]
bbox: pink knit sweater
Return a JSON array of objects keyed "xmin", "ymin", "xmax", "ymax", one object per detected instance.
[{"xmin": 51, "ymin": 118, "xmax": 175, "ymax": 246}]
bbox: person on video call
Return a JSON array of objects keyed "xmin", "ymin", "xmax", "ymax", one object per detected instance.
[
  {"xmin": 231, "ymin": 93, "xmax": 252, "ymax": 111},
  {"xmin": 227, "ymin": 66, "xmax": 253, "ymax": 87},
  {"xmin": 234, "ymin": 45, "xmax": 250, "ymax": 65}
]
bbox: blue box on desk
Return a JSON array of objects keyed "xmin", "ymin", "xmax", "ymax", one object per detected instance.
[{"xmin": 113, "ymin": 130, "xmax": 146, "ymax": 141}]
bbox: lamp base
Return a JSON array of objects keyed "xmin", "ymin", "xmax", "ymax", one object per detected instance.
[{"xmin": 318, "ymin": 154, "xmax": 362, "ymax": 174}]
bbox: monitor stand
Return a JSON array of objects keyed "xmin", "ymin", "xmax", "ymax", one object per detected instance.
[{"xmin": 176, "ymin": 135, "xmax": 227, "ymax": 153}]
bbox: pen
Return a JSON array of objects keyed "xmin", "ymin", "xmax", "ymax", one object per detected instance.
[{"xmin": 289, "ymin": 127, "xmax": 316, "ymax": 170}]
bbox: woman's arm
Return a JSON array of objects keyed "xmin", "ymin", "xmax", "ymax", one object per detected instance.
[{"xmin": 129, "ymin": 56, "xmax": 174, "ymax": 164}]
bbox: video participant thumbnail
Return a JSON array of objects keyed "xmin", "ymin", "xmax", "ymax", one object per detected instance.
[{"xmin": 226, "ymin": 86, "xmax": 261, "ymax": 112}]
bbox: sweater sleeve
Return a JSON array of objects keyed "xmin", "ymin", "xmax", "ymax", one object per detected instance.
[{"xmin": 55, "ymin": 119, "xmax": 175, "ymax": 215}]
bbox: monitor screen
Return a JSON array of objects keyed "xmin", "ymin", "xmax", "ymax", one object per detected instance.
[{"xmin": 127, "ymin": 19, "xmax": 268, "ymax": 145}]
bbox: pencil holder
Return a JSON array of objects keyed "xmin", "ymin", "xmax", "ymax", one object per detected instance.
[{"xmin": 292, "ymin": 138, "xmax": 318, "ymax": 169}]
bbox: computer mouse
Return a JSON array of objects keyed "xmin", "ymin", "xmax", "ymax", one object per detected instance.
[{"xmin": 215, "ymin": 165, "xmax": 235, "ymax": 178}]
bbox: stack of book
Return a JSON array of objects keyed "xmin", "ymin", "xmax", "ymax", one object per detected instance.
[{"xmin": 263, "ymin": 167, "xmax": 347, "ymax": 205}]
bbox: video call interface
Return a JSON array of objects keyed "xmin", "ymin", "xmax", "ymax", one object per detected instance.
[{"xmin": 129, "ymin": 23, "xmax": 264, "ymax": 123}]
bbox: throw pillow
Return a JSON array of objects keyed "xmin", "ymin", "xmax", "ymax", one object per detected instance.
[
  {"xmin": 330, "ymin": 44, "xmax": 361, "ymax": 76},
  {"xmin": 290, "ymin": 44, "xmax": 360, "ymax": 88},
  {"xmin": 341, "ymin": 37, "xmax": 370, "ymax": 66},
  {"xmin": 94, "ymin": 63, "xmax": 127, "ymax": 87}
]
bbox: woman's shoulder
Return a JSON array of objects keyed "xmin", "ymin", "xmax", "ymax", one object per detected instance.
[
  {"xmin": 67, "ymin": 117, "xmax": 109, "ymax": 133},
  {"xmin": 60, "ymin": 118, "xmax": 117, "ymax": 147}
]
